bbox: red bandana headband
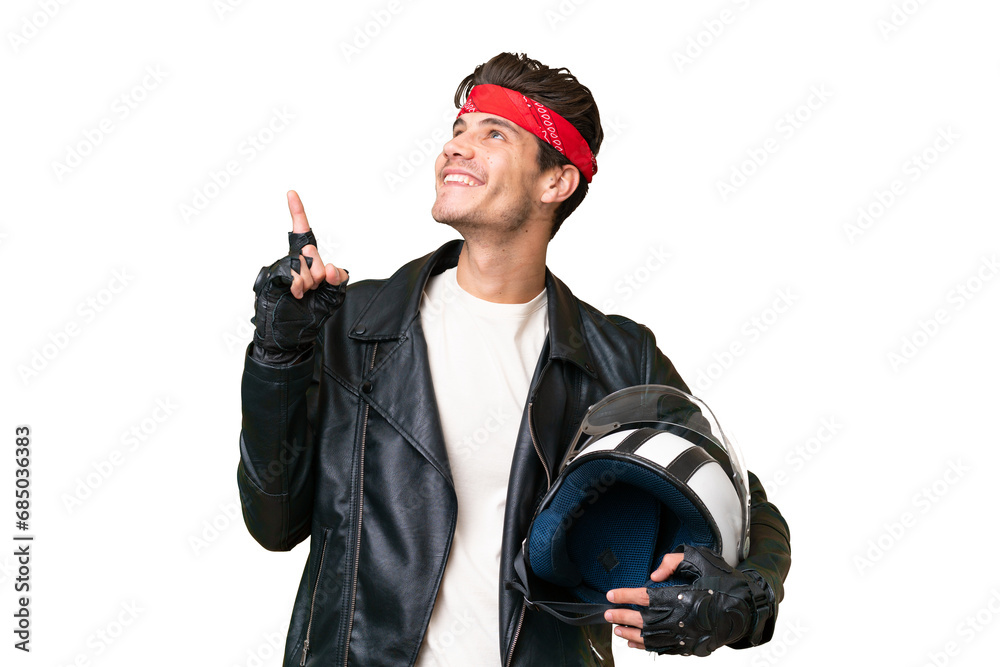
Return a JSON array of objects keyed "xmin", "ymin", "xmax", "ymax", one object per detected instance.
[{"xmin": 457, "ymin": 84, "xmax": 596, "ymax": 183}]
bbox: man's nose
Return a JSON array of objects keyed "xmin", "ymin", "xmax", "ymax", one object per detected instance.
[{"xmin": 442, "ymin": 131, "xmax": 473, "ymax": 160}]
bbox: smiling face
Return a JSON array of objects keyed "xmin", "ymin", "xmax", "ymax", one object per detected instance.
[{"xmin": 431, "ymin": 112, "xmax": 550, "ymax": 239}]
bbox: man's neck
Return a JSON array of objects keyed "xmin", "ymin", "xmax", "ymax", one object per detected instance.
[{"xmin": 454, "ymin": 237, "xmax": 547, "ymax": 304}]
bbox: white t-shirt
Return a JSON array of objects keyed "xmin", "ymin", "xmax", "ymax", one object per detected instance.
[{"xmin": 415, "ymin": 266, "xmax": 548, "ymax": 666}]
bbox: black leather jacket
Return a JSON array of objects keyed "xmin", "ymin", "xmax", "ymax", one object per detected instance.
[{"xmin": 238, "ymin": 239, "xmax": 791, "ymax": 666}]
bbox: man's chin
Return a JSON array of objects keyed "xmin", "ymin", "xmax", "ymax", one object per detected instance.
[
  {"xmin": 431, "ymin": 203, "xmax": 475, "ymax": 228},
  {"xmin": 431, "ymin": 198, "xmax": 530, "ymax": 237}
]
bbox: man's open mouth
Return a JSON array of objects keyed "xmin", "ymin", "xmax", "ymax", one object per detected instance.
[{"xmin": 443, "ymin": 173, "xmax": 484, "ymax": 187}]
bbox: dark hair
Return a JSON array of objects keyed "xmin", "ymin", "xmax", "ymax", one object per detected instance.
[{"xmin": 453, "ymin": 52, "xmax": 603, "ymax": 239}]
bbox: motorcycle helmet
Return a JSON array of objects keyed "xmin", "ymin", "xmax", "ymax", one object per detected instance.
[{"xmin": 512, "ymin": 385, "xmax": 750, "ymax": 622}]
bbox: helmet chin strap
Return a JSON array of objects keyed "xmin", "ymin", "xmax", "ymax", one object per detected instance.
[{"xmin": 506, "ymin": 551, "xmax": 615, "ymax": 626}]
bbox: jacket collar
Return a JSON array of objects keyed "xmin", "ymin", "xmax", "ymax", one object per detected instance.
[{"xmin": 349, "ymin": 239, "xmax": 598, "ymax": 379}]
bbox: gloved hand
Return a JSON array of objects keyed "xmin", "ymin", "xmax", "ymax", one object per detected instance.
[
  {"xmin": 638, "ymin": 545, "xmax": 775, "ymax": 656},
  {"xmin": 251, "ymin": 191, "xmax": 348, "ymax": 365}
]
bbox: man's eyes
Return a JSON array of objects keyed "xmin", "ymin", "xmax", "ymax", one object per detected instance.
[{"xmin": 451, "ymin": 129, "xmax": 505, "ymax": 140}]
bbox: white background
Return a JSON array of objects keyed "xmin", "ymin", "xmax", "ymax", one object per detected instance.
[{"xmin": 3, "ymin": 0, "xmax": 999, "ymax": 665}]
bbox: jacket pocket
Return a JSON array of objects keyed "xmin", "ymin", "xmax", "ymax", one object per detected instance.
[{"xmin": 298, "ymin": 527, "xmax": 332, "ymax": 666}]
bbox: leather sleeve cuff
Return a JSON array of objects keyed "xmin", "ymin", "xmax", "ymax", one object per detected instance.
[
  {"xmin": 244, "ymin": 343, "xmax": 316, "ymax": 383},
  {"xmin": 248, "ymin": 341, "xmax": 314, "ymax": 369},
  {"xmin": 730, "ymin": 568, "xmax": 777, "ymax": 649}
]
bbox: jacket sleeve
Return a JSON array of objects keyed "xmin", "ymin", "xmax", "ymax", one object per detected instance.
[
  {"xmin": 236, "ymin": 335, "xmax": 323, "ymax": 552},
  {"xmin": 640, "ymin": 325, "xmax": 792, "ymax": 637}
]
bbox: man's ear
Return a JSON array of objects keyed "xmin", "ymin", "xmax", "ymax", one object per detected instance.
[{"xmin": 540, "ymin": 164, "xmax": 580, "ymax": 205}]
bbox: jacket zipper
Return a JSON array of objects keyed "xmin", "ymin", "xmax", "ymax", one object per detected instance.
[
  {"xmin": 505, "ymin": 402, "xmax": 550, "ymax": 666},
  {"xmin": 504, "ymin": 602, "xmax": 526, "ymax": 667},
  {"xmin": 299, "ymin": 531, "xmax": 330, "ymax": 665},
  {"xmin": 588, "ymin": 637, "xmax": 605, "ymax": 661},
  {"xmin": 343, "ymin": 342, "xmax": 378, "ymax": 666}
]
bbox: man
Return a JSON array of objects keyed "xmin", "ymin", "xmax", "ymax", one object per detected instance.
[{"xmin": 239, "ymin": 52, "xmax": 791, "ymax": 666}]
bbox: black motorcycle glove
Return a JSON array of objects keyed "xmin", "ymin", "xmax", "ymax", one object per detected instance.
[
  {"xmin": 251, "ymin": 230, "xmax": 347, "ymax": 365},
  {"xmin": 639, "ymin": 545, "xmax": 775, "ymax": 656}
]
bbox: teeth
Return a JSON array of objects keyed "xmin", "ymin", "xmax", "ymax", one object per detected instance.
[{"xmin": 444, "ymin": 174, "xmax": 481, "ymax": 186}]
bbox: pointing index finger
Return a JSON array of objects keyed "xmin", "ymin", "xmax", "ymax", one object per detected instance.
[{"xmin": 287, "ymin": 190, "xmax": 310, "ymax": 234}]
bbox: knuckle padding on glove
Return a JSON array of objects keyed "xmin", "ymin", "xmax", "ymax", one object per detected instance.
[
  {"xmin": 637, "ymin": 545, "xmax": 755, "ymax": 656},
  {"xmin": 640, "ymin": 586, "xmax": 744, "ymax": 656}
]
